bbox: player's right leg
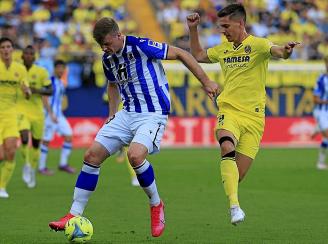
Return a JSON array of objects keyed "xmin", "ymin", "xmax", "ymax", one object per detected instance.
[
  {"xmin": 20, "ymin": 129, "xmax": 31, "ymax": 185},
  {"xmin": 49, "ymin": 141, "xmax": 110, "ymax": 231},
  {"xmin": 49, "ymin": 111, "xmax": 129, "ymax": 231},
  {"xmin": 39, "ymin": 118, "xmax": 55, "ymax": 175}
]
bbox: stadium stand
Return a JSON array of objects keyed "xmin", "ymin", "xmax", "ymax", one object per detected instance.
[{"xmin": 0, "ymin": 0, "xmax": 327, "ymax": 89}]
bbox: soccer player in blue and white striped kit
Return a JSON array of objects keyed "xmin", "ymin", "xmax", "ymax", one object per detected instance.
[
  {"xmin": 49, "ymin": 17, "xmax": 219, "ymax": 237},
  {"xmin": 39, "ymin": 60, "xmax": 75, "ymax": 175},
  {"xmin": 313, "ymin": 56, "xmax": 328, "ymax": 170}
]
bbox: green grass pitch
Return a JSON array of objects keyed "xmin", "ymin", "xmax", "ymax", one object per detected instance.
[{"xmin": 0, "ymin": 148, "xmax": 327, "ymax": 243}]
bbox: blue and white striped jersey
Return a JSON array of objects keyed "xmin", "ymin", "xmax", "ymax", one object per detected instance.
[
  {"xmin": 313, "ymin": 74, "xmax": 328, "ymax": 112},
  {"xmin": 47, "ymin": 76, "xmax": 65, "ymax": 117},
  {"xmin": 102, "ymin": 36, "xmax": 171, "ymax": 115}
]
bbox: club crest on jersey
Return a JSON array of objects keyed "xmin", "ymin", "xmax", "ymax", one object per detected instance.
[
  {"xmin": 127, "ymin": 52, "xmax": 135, "ymax": 62},
  {"xmin": 244, "ymin": 45, "xmax": 251, "ymax": 54}
]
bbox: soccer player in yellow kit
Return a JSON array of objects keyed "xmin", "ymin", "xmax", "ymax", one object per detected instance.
[
  {"xmin": 0, "ymin": 37, "xmax": 31, "ymax": 198},
  {"xmin": 17, "ymin": 45, "xmax": 52, "ymax": 188},
  {"xmin": 187, "ymin": 3, "xmax": 299, "ymax": 224}
]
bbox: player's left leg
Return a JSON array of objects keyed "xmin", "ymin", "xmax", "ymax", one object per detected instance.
[
  {"xmin": 0, "ymin": 137, "xmax": 17, "ymax": 198},
  {"xmin": 58, "ymin": 135, "xmax": 75, "ymax": 173},
  {"xmin": 20, "ymin": 129, "xmax": 31, "ymax": 185},
  {"xmin": 57, "ymin": 117, "xmax": 75, "ymax": 173},
  {"xmin": 316, "ymin": 133, "xmax": 328, "ymax": 170},
  {"xmin": 129, "ymin": 113, "xmax": 167, "ymax": 237}
]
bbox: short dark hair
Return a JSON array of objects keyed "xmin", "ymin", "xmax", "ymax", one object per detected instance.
[
  {"xmin": 93, "ymin": 17, "xmax": 119, "ymax": 45},
  {"xmin": 23, "ymin": 45, "xmax": 34, "ymax": 52},
  {"xmin": 54, "ymin": 59, "xmax": 66, "ymax": 67},
  {"xmin": 0, "ymin": 37, "xmax": 13, "ymax": 46},
  {"xmin": 217, "ymin": 3, "xmax": 246, "ymax": 22}
]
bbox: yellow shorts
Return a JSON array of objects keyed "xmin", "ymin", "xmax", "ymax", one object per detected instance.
[
  {"xmin": 215, "ymin": 104, "xmax": 264, "ymax": 159},
  {"xmin": 17, "ymin": 114, "xmax": 45, "ymax": 140},
  {"xmin": 0, "ymin": 113, "xmax": 19, "ymax": 144}
]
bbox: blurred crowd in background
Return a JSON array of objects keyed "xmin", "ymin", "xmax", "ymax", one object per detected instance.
[{"xmin": 0, "ymin": 0, "xmax": 327, "ymax": 89}]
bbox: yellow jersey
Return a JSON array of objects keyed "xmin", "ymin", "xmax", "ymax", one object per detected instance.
[
  {"xmin": 207, "ymin": 35, "xmax": 273, "ymax": 117},
  {"xmin": 17, "ymin": 64, "xmax": 51, "ymax": 118},
  {"xmin": 0, "ymin": 60, "xmax": 28, "ymax": 116}
]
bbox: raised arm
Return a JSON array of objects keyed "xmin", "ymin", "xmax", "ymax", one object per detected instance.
[
  {"xmin": 166, "ymin": 45, "xmax": 219, "ymax": 99},
  {"xmin": 270, "ymin": 42, "xmax": 300, "ymax": 59},
  {"xmin": 186, "ymin": 13, "xmax": 212, "ymax": 63},
  {"xmin": 107, "ymin": 82, "xmax": 121, "ymax": 118}
]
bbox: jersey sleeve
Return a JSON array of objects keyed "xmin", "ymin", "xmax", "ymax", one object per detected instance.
[
  {"xmin": 102, "ymin": 60, "xmax": 116, "ymax": 83},
  {"xmin": 260, "ymin": 38, "xmax": 273, "ymax": 59},
  {"xmin": 137, "ymin": 38, "xmax": 168, "ymax": 60},
  {"xmin": 207, "ymin": 46, "xmax": 220, "ymax": 63},
  {"xmin": 313, "ymin": 75, "xmax": 324, "ymax": 97}
]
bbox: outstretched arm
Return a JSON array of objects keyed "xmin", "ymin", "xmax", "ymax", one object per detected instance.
[
  {"xmin": 166, "ymin": 45, "xmax": 219, "ymax": 99},
  {"xmin": 186, "ymin": 13, "xmax": 212, "ymax": 63},
  {"xmin": 270, "ymin": 42, "xmax": 300, "ymax": 59}
]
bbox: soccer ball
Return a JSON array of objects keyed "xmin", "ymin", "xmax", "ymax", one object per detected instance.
[{"xmin": 64, "ymin": 216, "xmax": 93, "ymax": 243}]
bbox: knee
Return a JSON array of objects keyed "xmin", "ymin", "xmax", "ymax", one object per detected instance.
[
  {"xmin": 127, "ymin": 149, "xmax": 145, "ymax": 166},
  {"xmin": 64, "ymin": 136, "xmax": 72, "ymax": 143},
  {"xmin": 32, "ymin": 138, "xmax": 40, "ymax": 149},
  {"xmin": 6, "ymin": 147, "xmax": 17, "ymax": 160},
  {"xmin": 219, "ymin": 136, "xmax": 235, "ymax": 155},
  {"xmin": 84, "ymin": 149, "xmax": 101, "ymax": 166}
]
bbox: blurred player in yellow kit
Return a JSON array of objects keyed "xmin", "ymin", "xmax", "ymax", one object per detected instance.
[
  {"xmin": 0, "ymin": 37, "xmax": 31, "ymax": 198},
  {"xmin": 187, "ymin": 3, "xmax": 299, "ymax": 224},
  {"xmin": 17, "ymin": 45, "xmax": 53, "ymax": 188}
]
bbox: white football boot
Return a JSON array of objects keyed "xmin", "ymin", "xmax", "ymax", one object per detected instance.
[
  {"xmin": 22, "ymin": 163, "xmax": 31, "ymax": 184},
  {"xmin": 230, "ymin": 205, "xmax": 245, "ymax": 225},
  {"xmin": 0, "ymin": 188, "xmax": 9, "ymax": 198},
  {"xmin": 27, "ymin": 169, "xmax": 36, "ymax": 188}
]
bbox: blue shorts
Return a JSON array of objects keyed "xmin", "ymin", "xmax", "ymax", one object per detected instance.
[{"xmin": 95, "ymin": 110, "xmax": 168, "ymax": 155}]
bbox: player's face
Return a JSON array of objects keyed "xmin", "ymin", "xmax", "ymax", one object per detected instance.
[
  {"xmin": 22, "ymin": 48, "xmax": 35, "ymax": 65},
  {"xmin": 217, "ymin": 16, "xmax": 243, "ymax": 43},
  {"xmin": 101, "ymin": 32, "xmax": 124, "ymax": 55},
  {"xmin": 55, "ymin": 64, "xmax": 66, "ymax": 78},
  {"xmin": 0, "ymin": 41, "xmax": 13, "ymax": 62}
]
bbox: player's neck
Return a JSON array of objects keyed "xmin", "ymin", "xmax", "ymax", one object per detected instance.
[
  {"xmin": 1, "ymin": 58, "xmax": 12, "ymax": 69},
  {"xmin": 25, "ymin": 63, "xmax": 32, "ymax": 70},
  {"xmin": 234, "ymin": 31, "xmax": 249, "ymax": 46}
]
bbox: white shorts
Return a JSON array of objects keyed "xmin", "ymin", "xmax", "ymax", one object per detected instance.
[
  {"xmin": 43, "ymin": 115, "xmax": 73, "ymax": 141},
  {"xmin": 314, "ymin": 110, "xmax": 328, "ymax": 131},
  {"xmin": 95, "ymin": 110, "xmax": 168, "ymax": 155}
]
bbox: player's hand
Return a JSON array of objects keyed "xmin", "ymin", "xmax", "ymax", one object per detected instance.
[
  {"xmin": 203, "ymin": 80, "xmax": 220, "ymax": 101},
  {"xmin": 284, "ymin": 41, "xmax": 300, "ymax": 54},
  {"xmin": 187, "ymin": 13, "xmax": 200, "ymax": 28},
  {"xmin": 22, "ymin": 85, "xmax": 32, "ymax": 99}
]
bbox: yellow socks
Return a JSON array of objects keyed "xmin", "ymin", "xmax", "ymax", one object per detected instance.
[
  {"xmin": 30, "ymin": 147, "xmax": 40, "ymax": 169},
  {"xmin": 220, "ymin": 152, "xmax": 239, "ymax": 207},
  {"xmin": 0, "ymin": 160, "xmax": 16, "ymax": 189},
  {"xmin": 20, "ymin": 144, "xmax": 30, "ymax": 164}
]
